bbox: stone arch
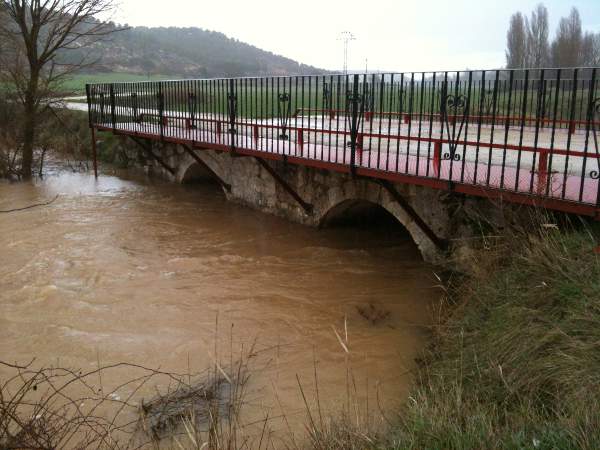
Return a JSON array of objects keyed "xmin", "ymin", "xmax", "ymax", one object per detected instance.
[
  {"xmin": 180, "ymin": 161, "xmax": 220, "ymax": 185},
  {"xmin": 175, "ymin": 150, "xmax": 230, "ymax": 192},
  {"xmin": 316, "ymin": 184, "xmax": 443, "ymax": 263}
]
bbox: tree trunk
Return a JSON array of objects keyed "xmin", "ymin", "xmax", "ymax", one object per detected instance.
[
  {"xmin": 20, "ymin": 100, "xmax": 36, "ymax": 179},
  {"xmin": 20, "ymin": 72, "xmax": 39, "ymax": 180}
]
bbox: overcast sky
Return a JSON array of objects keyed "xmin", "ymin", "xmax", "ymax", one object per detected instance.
[{"xmin": 111, "ymin": 0, "xmax": 600, "ymax": 72}]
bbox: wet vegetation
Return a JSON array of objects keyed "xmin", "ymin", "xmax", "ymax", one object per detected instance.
[
  {"xmin": 383, "ymin": 216, "xmax": 600, "ymax": 450},
  {"xmin": 0, "ymin": 97, "xmax": 135, "ymax": 179}
]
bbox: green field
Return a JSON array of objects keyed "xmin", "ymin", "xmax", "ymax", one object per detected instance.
[{"xmin": 61, "ymin": 73, "xmax": 174, "ymax": 95}]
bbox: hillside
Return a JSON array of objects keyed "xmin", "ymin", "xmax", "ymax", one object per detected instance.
[{"xmin": 62, "ymin": 25, "xmax": 325, "ymax": 79}]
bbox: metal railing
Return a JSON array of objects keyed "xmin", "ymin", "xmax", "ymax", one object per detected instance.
[{"xmin": 86, "ymin": 68, "xmax": 600, "ymax": 214}]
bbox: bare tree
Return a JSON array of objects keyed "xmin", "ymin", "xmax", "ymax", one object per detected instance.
[
  {"xmin": 0, "ymin": 0, "xmax": 118, "ymax": 179},
  {"xmin": 551, "ymin": 7, "xmax": 583, "ymax": 68},
  {"xmin": 527, "ymin": 3, "xmax": 549, "ymax": 68},
  {"xmin": 506, "ymin": 12, "xmax": 529, "ymax": 69},
  {"xmin": 581, "ymin": 32, "xmax": 600, "ymax": 66}
]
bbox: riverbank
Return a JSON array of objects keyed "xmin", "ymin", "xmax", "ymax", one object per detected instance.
[{"xmin": 378, "ymin": 217, "xmax": 600, "ymax": 450}]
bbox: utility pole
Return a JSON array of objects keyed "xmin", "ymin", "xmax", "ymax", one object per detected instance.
[{"xmin": 339, "ymin": 31, "xmax": 355, "ymax": 75}]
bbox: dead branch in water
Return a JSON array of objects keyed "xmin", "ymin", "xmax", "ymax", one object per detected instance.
[
  {"xmin": 0, "ymin": 347, "xmax": 255, "ymax": 450},
  {"xmin": 0, "ymin": 194, "xmax": 59, "ymax": 213},
  {"xmin": 139, "ymin": 375, "xmax": 230, "ymax": 440}
]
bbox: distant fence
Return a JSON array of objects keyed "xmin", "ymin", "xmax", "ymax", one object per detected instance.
[{"xmin": 86, "ymin": 68, "xmax": 600, "ymax": 215}]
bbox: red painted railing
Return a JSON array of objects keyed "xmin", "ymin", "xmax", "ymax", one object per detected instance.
[{"xmin": 86, "ymin": 69, "xmax": 600, "ymax": 218}]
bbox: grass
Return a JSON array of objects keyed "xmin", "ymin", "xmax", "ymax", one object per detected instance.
[
  {"xmin": 384, "ymin": 216, "xmax": 600, "ymax": 450},
  {"xmin": 95, "ymin": 79, "xmax": 594, "ymax": 126}
]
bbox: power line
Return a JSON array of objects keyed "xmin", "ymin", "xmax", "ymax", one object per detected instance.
[{"xmin": 338, "ymin": 31, "xmax": 355, "ymax": 75}]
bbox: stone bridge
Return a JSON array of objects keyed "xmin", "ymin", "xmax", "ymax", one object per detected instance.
[
  {"xmin": 86, "ymin": 70, "xmax": 600, "ymax": 261},
  {"xmin": 135, "ymin": 140, "xmax": 493, "ymax": 264}
]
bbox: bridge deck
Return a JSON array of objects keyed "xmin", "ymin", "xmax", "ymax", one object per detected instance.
[{"xmin": 95, "ymin": 114, "xmax": 600, "ymax": 216}]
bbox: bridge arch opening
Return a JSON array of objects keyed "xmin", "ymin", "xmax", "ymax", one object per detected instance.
[
  {"xmin": 181, "ymin": 161, "xmax": 221, "ymax": 186},
  {"xmin": 319, "ymin": 199, "xmax": 422, "ymax": 258}
]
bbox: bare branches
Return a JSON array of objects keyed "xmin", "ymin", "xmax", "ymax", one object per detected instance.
[
  {"xmin": 0, "ymin": 0, "xmax": 121, "ymax": 93},
  {"xmin": 0, "ymin": 193, "xmax": 58, "ymax": 212},
  {"xmin": 0, "ymin": 359, "xmax": 198, "ymax": 449},
  {"xmin": 0, "ymin": 0, "xmax": 122, "ymax": 178}
]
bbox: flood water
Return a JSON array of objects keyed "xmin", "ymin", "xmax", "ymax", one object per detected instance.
[{"xmin": 0, "ymin": 165, "xmax": 439, "ymax": 444}]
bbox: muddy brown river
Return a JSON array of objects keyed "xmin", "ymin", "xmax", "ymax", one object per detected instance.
[{"xmin": 0, "ymin": 166, "xmax": 439, "ymax": 445}]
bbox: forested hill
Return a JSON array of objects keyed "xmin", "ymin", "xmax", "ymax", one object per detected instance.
[{"xmin": 65, "ymin": 25, "xmax": 325, "ymax": 78}]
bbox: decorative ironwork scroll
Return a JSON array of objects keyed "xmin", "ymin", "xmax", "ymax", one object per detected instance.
[
  {"xmin": 227, "ymin": 92, "xmax": 237, "ymax": 135},
  {"xmin": 277, "ymin": 93, "xmax": 291, "ymax": 140},
  {"xmin": 590, "ymin": 97, "xmax": 600, "ymax": 180},
  {"xmin": 345, "ymin": 86, "xmax": 364, "ymax": 149},
  {"xmin": 440, "ymin": 85, "xmax": 470, "ymax": 161}
]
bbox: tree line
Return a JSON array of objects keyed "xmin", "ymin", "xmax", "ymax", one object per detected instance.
[{"xmin": 506, "ymin": 4, "xmax": 599, "ymax": 69}]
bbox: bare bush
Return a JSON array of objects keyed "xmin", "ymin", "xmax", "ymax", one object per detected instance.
[{"xmin": 0, "ymin": 354, "xmax": 251, "ymax": 450}]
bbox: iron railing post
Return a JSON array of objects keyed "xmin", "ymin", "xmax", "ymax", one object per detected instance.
[
  {"xmin": 188, "ymin": 91, "xmax": 197, "ymax": 130},
  {"xmin": 227, "ymin": 78, "xmax": 237, "ymax": 151},
  {"xmin": 349, "ymin": 73, "xmax": 360, "ymax": 175},
  {"xmin": 131, "ymin": 92, "xmax": 138, "ymax": 123},
  {"xmin": 277, "ymin": 92, "xmax": 291, "ymax": 140},
  {"xmin": 581, "ymin": 68, "xmax": 598, "ymax": 205},
  {"xmin": 561, "ymin": 69, "xmax": 579, "ymax": 199},
  {"xmin": 109, "ymin": 84, "xmax": 116, "ymax": 131},
  {"xmin": 85, "ymin": 84, "xmax": 93, "ymax": 129},
  {"xmin": 157, "ymin": 82, "xmax": 164, "ymax": 140}
]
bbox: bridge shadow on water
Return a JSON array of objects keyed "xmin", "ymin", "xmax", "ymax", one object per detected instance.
[{"xmin": 319, "ymin": 199, "xmax": 422, "ymax": 258}]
